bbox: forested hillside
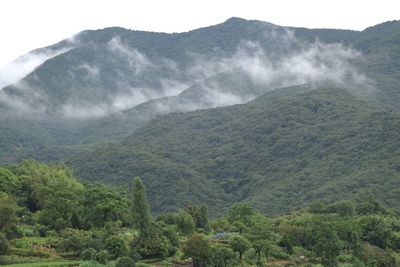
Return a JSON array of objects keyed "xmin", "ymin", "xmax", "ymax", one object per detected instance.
[
  {"xmin": 0, "ymin": 18, "xmax": 400, "ymax": 163},
  {"xmin": 71, "ymin": 84, "xmax": 400, "ymax": 215}
]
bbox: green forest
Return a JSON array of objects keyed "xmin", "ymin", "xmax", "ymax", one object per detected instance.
[
  {"xmin": 1, "ymin": 17, "xmax": 400, "ymax": 267},
  {"xmin": 1, "ymin": 160, "xmax": 400, "ymax": 267}
]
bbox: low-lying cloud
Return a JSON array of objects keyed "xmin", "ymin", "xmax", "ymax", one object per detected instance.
[
  {"xmin": 0, "ymin": 48, "xmax": 71, "ymax": 90},
  {"xmin": 0, "ymin": 30, "xmax": 373, "ymax": 120}
]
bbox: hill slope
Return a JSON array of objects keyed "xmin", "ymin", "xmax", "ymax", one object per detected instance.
[
  {"xmin": 71, "ymin": 85, "xmax": 400, "ymax": 215},
  {"xmin": 0, "ymin": 18, "xmax": 400, "ymax": 165}
]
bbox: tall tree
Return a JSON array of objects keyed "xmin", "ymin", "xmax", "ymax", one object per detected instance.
[
  {"xmin": 183, "ymin": 233, "xmax": 212, "ymax": 267},
  {"xmin": 132, "ymin": 177, "xmax": 152, "ymax": 238},
  {"xmin": 230, "ymin": 236, "xmax": 251, "ymax": 262}
]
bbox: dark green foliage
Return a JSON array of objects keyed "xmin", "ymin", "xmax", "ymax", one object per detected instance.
[
  {"xmin": 81, "ymin": 248, "xmax": 97, "ymax": 261},
  {"xmin": 60, "ymin": 228, "xmax": 92, "ymax": 255},
  {"xmin": 183, "ymin": 233, "xmax": 212, "ymax": 266},
  {"xmin": 162, "ymin": 225, "xmax": 180, "ymax": 248},
  {"xmin": 186, "ymin": 204, "xmax": 209, "ymax": 229},
  {"xmin": 360, "ymin": 216, "xmax": 392, "ymax": 248},
  {"xmin": 132, "ymin": 234, "xmax": 171, "ymax": 259},
  {"xmin": 96, "ymin": 250, "xmax": 110, "ymax": 264},
  {"xmin": 314, "ymin": 223, "xmax": 342, "ymax": 267},
  {"xmin": 326, "ymin": 200, "xmax": 357, "ymax": 217},
  {"xmin": 209, "ymin": 245, "xmax": 237, "ymax": 267},
  {"xmin": 132, "ymin": 177, "xmax": 152, "ymax": 238},
  {"xmin": 116, "ymin": 256, "xmax": 136, "ymax": 267},
  {"xmin": 105, "ymin": 235, "xmax": 128, "ymax": 259},
  {"xmin": 73, "ymin": 86, "xmax": 400, "ymax": 215},
  {"xmin": 0, "ymin": 193, "xmax": 19, "ymax": 232},
  {"xmin": 0, "ymin": 233, "xmax": 9, "ymax": 255}
]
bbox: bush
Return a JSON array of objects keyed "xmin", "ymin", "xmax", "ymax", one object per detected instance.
[
  {"xmin": 132, "ymin": 235, "xmax": 171, "ymax": 259},
  {"xmin": 105, "ymin": 235, "xmax": 128, "ymax": 259},
  {"xmin": 0, "ymin": 233, "xmax": 9, "ymax": 255},
  {"xmin": 96, "ymin": 250, "xmax": 110, "ymax": 264},
  {"xmin": 81, "ymin": 248, "xmax": 97, "ymax": 261},
  {"xmin": 116, "ymin": 256, "xmax": 136, "ymax": 267}
]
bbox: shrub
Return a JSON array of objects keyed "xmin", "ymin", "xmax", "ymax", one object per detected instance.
[
  {"xmin": 96, "ymin": 250, "xmax": 110, "ymax": 264},
  {"xmin": 81, "ymin": 248, "xmax": 97, "ymax": 261},
  {"xmin": 0, "ymin": 233, "xmax": 9, "ymax": 255},
  {"xmin": 116, "ymin": 256, "xmax": 136, "ymax": 267}
]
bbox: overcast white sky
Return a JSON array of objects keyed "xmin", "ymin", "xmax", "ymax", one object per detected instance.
[{"xmin": 0, "ymin": 0, "xmax": 399, "ymax": 66}]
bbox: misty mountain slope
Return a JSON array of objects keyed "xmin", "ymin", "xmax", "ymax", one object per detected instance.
[
  {"xmin": 343, "ymin": 21, "xmax": 400, "ymax": 108},
  {"xmin": 0, "ymin": 18, "xmax": 400, "ymax": 164},
  {"xmin": 70, "ymin": 84, "xmax": 400, "ymax": 215},
  {"xmin": 76, "ymin": 70, "xmax": 274, "ymax": 142},
  {"xmin": 1, "ymin": 17, "xmax": 382, "ymax": 117}
]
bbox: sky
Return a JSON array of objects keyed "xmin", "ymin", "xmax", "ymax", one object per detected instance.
[{"xmin": 0, "ymin": 0, "xmax": 399, "ymax": 66}]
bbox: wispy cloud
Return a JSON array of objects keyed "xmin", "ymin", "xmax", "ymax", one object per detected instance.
[{"xmin": 0, "ymin": 48, "xmax": 71, "ymax": 89}]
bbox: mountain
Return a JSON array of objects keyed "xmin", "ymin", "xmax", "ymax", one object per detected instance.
[
  {"xmin": 1, "ymin": 18, "xmax": 399, "ymax": 163},
  {"xmin": 70, "ymin": 84, "xmax": 400, "ymax": 215}
]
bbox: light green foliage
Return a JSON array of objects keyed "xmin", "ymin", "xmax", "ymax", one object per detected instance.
[
  {"xmin": 0, "ymin": 168, "xmax": 19, "ymax": 194},
  {"xmin": 210, "ymin": 218, "xmax": 230, "ymax": 232},
  {"xmin": 83, "ymin": 183, "xmax": 129, "ymax": 228},
  {"xmin": 12, "ymin": 160, "xmax": 84, "ymax": 230},
  {"xmin": 228, "ymin": 203, "xmax": 254, "ymax": 226},
  {"xmin": 230, "ymin": 236, "xmax": 251, "ymax": 262},
  {"xmin": 176, "ymin": 211, "xmax": 196, "ymax": 235}
]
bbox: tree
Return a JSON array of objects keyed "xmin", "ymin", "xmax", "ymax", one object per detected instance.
[
  {"xmin": 60, "ymin": 228, "xmax": 92, "ymax": 256},
  {"xmin": 176, "ymin": 210, "xmax": 195, "ymax": 235},
  {"xmin": 186, "ymin": 204, "xmax": 209, "ymax": 228},
  {"xmin": 360, "ymin": 215, "xmax": 391, "ymax": 249},
  {"xmin": 12, "ymin": 160, "xmax": 84, "ymax": 229},
  {"xmin": 230, "ymin": 236, "xmax": 251, "ymax": 262},
  {"xmin": 132, "ymin": 177, "xmax": 152, "ymax": 238},
  {"xmin": 0, "ymin": 193, "xmax": 18, "ymax": 232},
  {"xmin": 210, "ymin": 245, "xmax": 236, "ymax": 267},
  {"xmin": 183, "ymin": 233, "xmax": 212, "ymax": 267},
  {"xmin": 228, "ymin": 203, "xmax": 254, "ymax": 226},
  {"xmin": 0, "ymin": 168, "xmax": 19, "ymax": 194},
  {"xmin": 314, "ymin": 223, "xmax": 341, "ymax": 267},
  {"xmin": 326, "ymin": 200, "xmax": 356, "ymax": 217},
  {"xmin": 132, "ymin": 233, "xmax": 171, "ymax": 259},
  {"xmin": 105, "ymin": 235, "xmax": 128, "ymax": 259},
  {"xmin": 83, "ymin": 183, "xmax": 129, "ymax": 228}
]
